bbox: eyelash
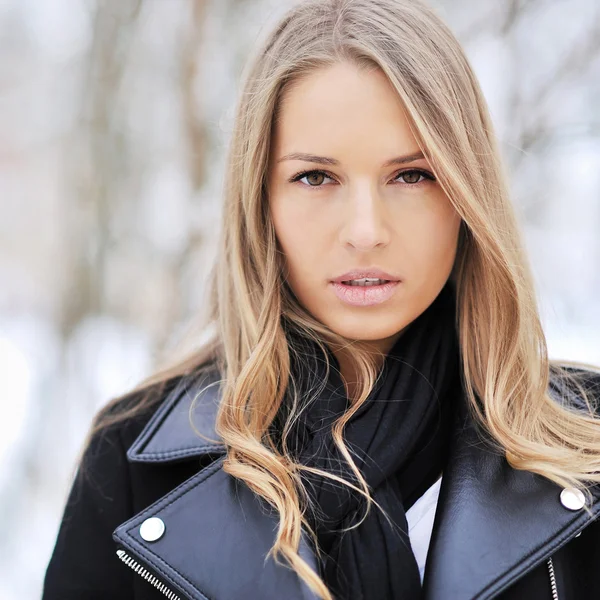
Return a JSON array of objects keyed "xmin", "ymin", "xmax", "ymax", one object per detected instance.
[{"xmin": 288, "ymin": 168, "xmax": 436, "ymax": 189}]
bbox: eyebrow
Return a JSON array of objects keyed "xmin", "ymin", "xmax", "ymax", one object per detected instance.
[{"xmin": 276, "ymin": 151, "xmax": 426, "ymax": 167}]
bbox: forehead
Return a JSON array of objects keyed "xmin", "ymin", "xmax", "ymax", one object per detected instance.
[{"xmin": 272, "ymin": 62, "xmax": 417, "ymax": 159}]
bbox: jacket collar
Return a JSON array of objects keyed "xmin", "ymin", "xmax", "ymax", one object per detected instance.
[
  {"xmin": 117, "ymin": 366, "xmax": 600, "ymax": 600},
  {"xmin": 126, "ymin": 367, "xmax": 227, "ymax": 463},
  {"xmin": 421, "ymin": 376, "xmax": 600, "ymax": 599}
]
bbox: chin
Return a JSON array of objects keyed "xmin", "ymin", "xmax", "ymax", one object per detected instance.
[{"xmin": 322, "ymin": 314, "xmax": 408, "ymax": 344}]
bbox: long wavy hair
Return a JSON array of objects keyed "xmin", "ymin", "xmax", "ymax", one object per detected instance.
[{"xmin": 84, "ymin": 1, "xmax": 600, "ymax": 598}]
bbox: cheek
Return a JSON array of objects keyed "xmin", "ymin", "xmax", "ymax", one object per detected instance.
[
  {"xmin": 272, "ymin": 205, "xmax": 299, "ymax": 254},
  {"xmin": 402, "ymin": 208, "xmax": 461, "ymax": 269},
  {"xmin": 270, "ymin": 202, "xmax": 321, "ymax": 278}
]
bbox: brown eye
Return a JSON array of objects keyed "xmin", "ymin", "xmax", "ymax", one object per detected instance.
[
  {"xmin": 399, "ymin": 170, "xmax": 423, "ymax": 184},
  {"xmin": 305, "ymin": 172, "xmax": 326, "ymax": 186},
  {"xmin": 289, "ymin": 170, "xmax": 334, "ymax": 188}
]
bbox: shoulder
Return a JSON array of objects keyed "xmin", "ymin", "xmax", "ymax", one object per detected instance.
[
  {"xmin": 44, "ymin": 377, "xmax": 185, "ymax": 585},
  {"xmin": 71, "ymin": 375, "xmax": 182, "ymax": 494},
  {"xmin": 43, "ymin": 367, "xmax": 219, "ymax": 599},
  {"xmin": 90, "ymin": 374, "xmax": 184, "ymax": 450},
  {"xmin": 80, "ymin": 362, "xmax": 224, "ymax": 475}
]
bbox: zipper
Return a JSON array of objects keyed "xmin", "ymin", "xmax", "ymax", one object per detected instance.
[
  {"xmin": 546, "ymin": 557, "xmax": 559, "ymax": 600},
  {"xmin": 116, "ymin": 548, "xmax": 559, "ymax": 600},
  {"xmin": 116, "ymin": 548, "xmax": 182, "ymax": 600}
]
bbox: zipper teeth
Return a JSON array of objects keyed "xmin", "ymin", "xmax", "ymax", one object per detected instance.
[
  {"xmin": 547, "ymin": 557, "xmax": 559, "ymax": 600},
  {"xmin": 116, "ymin": 546, "xmax": 563, "ymax": 600},
  {"xmin": 117, "ymin": 549, "xmax": 182, "ymax": 600}
]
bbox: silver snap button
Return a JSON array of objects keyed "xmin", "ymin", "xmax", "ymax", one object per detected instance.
[
  {"xmin": 139, "ymin": 517, "xmax": 165, "ymax": 542},
  {"xmin": 560, "ymin": 487, "xmax": 586, "ymax": 511}
]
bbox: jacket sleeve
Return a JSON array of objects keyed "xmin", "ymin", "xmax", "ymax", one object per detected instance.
[{"xmin": 41, "ymin": 416, "xmax": 135, "ymax": 599}]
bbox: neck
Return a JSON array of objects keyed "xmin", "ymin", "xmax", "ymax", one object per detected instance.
[{"xmin": 330, "ymin": 326, "xmax": 410, "ymax": 401}]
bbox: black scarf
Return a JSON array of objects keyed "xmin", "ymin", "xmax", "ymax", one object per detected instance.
[{"xmin": 275, "ymin": 281, "xmax": 462, "ymax": 599}]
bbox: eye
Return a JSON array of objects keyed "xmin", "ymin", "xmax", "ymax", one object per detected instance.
[
  {"xmin": 394, "ymin": 169, "xmax": 437, "ymax": 185},
  {"xmin": 289, "ymin": 170, "xmax": 336, "ymax": 187},
  {"xmin": 288, "ymin": 168, "xmax": 436, "ymax": 189}
]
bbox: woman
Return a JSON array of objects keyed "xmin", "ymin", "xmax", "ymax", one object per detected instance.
[{"xmin": 42, "ymin": 0, "xmax": 600, "ymax": 599}]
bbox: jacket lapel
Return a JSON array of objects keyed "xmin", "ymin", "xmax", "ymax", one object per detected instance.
[
  {"xmin": 125, "ymin": 367, "xmax": 227, "ymax": 463},
  {"xmin": 114, "ymin": 367, "xmax": 320, "ymax": 600},
  {"xmin": 115, "ymin": 366, "xmax": 600, "ymax": 600},
  {"xmin": 421, "ymin": 385, "xmax": 600, "ymax": 599}
]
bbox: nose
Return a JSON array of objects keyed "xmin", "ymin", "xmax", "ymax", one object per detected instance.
[{"xmin": 339, "ymin": 188, "xmax": 391, "ymax": 251}]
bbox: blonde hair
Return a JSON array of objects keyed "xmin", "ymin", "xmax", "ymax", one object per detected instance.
[{"xmin": 88, "ymin": 1, "xmax": 600, "ymax": 598}]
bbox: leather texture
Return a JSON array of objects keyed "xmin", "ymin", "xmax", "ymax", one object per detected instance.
[
  {"xmin": 111, "ymin": 366, "xmax": 600, "ymax": 600},
  {"xmin": 114, "ymin": 457, "xmax": 319, "ymax": 600},
  {"xmin": 126, "ymin": 369, "xmax": 226, "ymax": 463}
]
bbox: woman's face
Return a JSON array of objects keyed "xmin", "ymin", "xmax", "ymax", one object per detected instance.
[{"xmin": 267, "ymin": 61, "xmax": 462, "ymax": 355}]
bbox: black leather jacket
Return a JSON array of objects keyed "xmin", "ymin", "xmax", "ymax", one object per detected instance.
[{"xmin": 42, "ymin": 366, "xmax": 600, "ymax": 600}]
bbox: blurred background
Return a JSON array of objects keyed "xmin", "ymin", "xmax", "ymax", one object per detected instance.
[{"xmin": 1, "ymin": 0, "xmax": 599, "ymax": 598}]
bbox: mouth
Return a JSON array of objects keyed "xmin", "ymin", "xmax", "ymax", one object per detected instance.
[
  {"xmin": 339, "ymin": 278, "xmax": 392, "ymax": 286},
  {"xmin": 331, "ymin": 269, "xmax": 401, "ymax": 284},
  {"xmin": 330, "ymin": 279, "xmax": 400, "ymax": 307}
]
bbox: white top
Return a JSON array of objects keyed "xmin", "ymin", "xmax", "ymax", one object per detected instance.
[{"xmin": 405, "ymin": 475, "xmax": 443, "ymax": 583}]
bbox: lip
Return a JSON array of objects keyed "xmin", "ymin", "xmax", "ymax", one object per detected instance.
[
  {"xmin": 330, "ymin": 280, "xmax": 400, "ymax": 307},
  {"xmin": 330, "ymin": 269, "xmax": 401, "ymax": 283}
]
